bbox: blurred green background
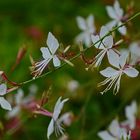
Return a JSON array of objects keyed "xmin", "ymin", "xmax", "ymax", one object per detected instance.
[{"xmin": 0, "ymin": 0, "xmax": 140, "ymax": 140}]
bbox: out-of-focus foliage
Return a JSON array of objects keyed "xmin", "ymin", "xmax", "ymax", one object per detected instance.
[{"xmin": 0, "ymin": 0, "xmax": 140, "ymax": 140}]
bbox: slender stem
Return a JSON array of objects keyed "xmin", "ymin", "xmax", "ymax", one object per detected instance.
[{"xmin": 19, "ymin": 12, "xmax": 140, "ymax": 87}]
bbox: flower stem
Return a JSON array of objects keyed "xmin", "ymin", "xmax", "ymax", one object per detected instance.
[{"xmin": 18, "ymin": 12, "xmax": 140, "ymax": 88}]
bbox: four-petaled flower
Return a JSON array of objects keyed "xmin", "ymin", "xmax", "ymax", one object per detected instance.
[
  {"xmin": 0, "ymin": 83, "xmax": 12, "ymax": 111},
  {"xmin": 90, "ymin": 26, "xmax": 119, "ymax": 69},
  {"xmin": 121, "ymin": 101, "xmax": 137, "ymax": 130},
  {"xmin": 106, "ymin": 0, "xmax": 127, "ymax": 35},
  {"xmin": 33, "ymin": 32, "xmax": 61, "ymax": 77},
  {"xmin": 47, "ymin": 97, "xmax": 69, "ymax": 139},
  {"xmin": 75, "ymin": 14, "xmax": 96, "ymax": 46},
  {"xmin": 98, "ymin": 119, "xmax": 131, "ymax": 140},
  {"xmin": 99, "ymin": 51, "xmax": 139, "ymax": 94},
  {"xmin": 6, "ymin": 87, "xmax": 36, "ymax": 118}
]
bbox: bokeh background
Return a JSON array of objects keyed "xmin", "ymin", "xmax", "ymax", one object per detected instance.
[{"xmin": 0, "ymin": 0, "xmax": 140, "ymax": 140}]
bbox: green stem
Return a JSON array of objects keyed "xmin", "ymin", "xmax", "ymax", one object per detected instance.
[{"xmin": 19, "ymin": 12, "xmax": 140, "ymax": 87}]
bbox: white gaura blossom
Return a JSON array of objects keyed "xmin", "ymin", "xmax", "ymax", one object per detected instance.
[
  {"xmin": 99, "ymin": 51, "xmax": 139, "ymax": 94},
  {"xmin": 75, "ymin": 14, "xmax": 96, "ymax": 46},
  {"xmin": 59, "ymin": 112, "xmax": 74, "ymax": 126},
  {"xmin": 6, "ymin": 89, "xmax": 24, "ymax": 118},
  {"xmin": 0, "ymin": 83, "xmax": 12, "ymax": 111},
  {"xmin": 67, "ymin": 80, "xmax": 79, "ymax": 92},
  {"xmin": 106, "ymin": 0, "xmax": 127, "ymax": 35},
  {"xmin": 7, "ymin": 86, "xmax": 37, "ymax": 118},
  {"xmin": 129, "ymin": 42, "xmax": 140, "ymax": 65},
  {"xmin": 98, "ymin": 119, "xmax": 131, "ymax": 140},
  {"xmin": 121, "ymin": 101, "xmax": 137, "ymax": 130},
  {"xmin": 33, "ymin": 32, "xmax": 61, "ymax": 77},
  {"xmin": 47, "ymin": 97, "xmax": 69, "ymax": 139},
  {"xmin": 90, "ymin": 26, "xmax": 119, "ymax": 68}
]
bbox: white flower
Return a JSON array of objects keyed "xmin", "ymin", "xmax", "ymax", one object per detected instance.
[
  {"xmin": 121, "ymin": 101, "xmax": 137, "ymax": 130},
  {"xmin": 99, "ymin": 51, "xmax": 139, "ymax": 94},
  {"xmin": 7, "ymin": 87, "xmax": 37, "ymax": 118},
  {"xmin": 47, "ymin": 97, "xmax": 69, "ymax": 139},
  {"xmin": 129, "ymin": 42, "xmax": 140, "ymax": 65},
  {"xmin": 106, "ymin": 0, "xmax": 127, "ymax": 35},
  {"xmin": 67, "ymin": 80, "xmax": 79, "ymax": 92},
  {"xmin": 98, "ymin": 119, "xmax": 131, "ymax": 140},
  {"xmin": 33, "ymin": 32, "xmax": 61, "ymax": 76},
  {"xmin": 90, "ymin": 26, "xmax": 119, "ymax": 68},
  {"xmin": 0, "ymin": 83, "xmax": 12, "ymax": 111},
  {"xmin": 6, "ymin": 89, "xmax": 24, "ymax": 118},
  {"xmin": 59, "ymin": 112, "xmax": 74, "ymax": 126},
  {"xmin": 75, "ymin": 14, "xmax": 96, "ymax": 46}
]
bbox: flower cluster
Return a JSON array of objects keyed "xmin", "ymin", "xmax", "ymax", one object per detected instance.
[
  {"xmin": 98, "ymin": 100, "xmax": 140, "ymax": 140},
  {"xmin": 0, "ymin": 0, "xmax": 140, "ymax": 140},
  {"xmin": 75, "ymin": 0, "xmax": 139, "ymax": 94}
]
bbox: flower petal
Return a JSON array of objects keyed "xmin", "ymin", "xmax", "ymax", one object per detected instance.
[
  {"xmin": 100, "ymin": 67, "xmax": 119, "ymax": 77},
  {"xmin": 102, "ymin": 35, "xmax": 113, "ymax": 49},
  {"xmin": 108, "ymin": 119, "xmax": 120, "ymax": 137},
  {"xmin": 53, "ymin": 55, "xmax": 61, "ymax": 67},
  {"xmin": 100, "ymin": 26, "xmax": 109, "ymax": 38},
  {"xmin": 129, "ymin": 42, "xmax": 140, "ymax": 57},
  {"xmin": 123, "ymin": 67, "xmax": 139, "ymax": 77},
  {"xmin": 91, "ymin": 35, "xmax": 104, "ymax": 49},
  {"xmin": 75, "ymin": 32, "xmax": 84, "ymax": 43},
  {"xmin": 98, "ymin": 131, "xmax": 115, "ymax": 140},
  {"xmin": 0, "ymin": 97, "xmax": 12, "ymax": 111},
  {"xmin": 118, "ymin": 22, "xmax": 127, "ymax": 35},
  {"xmin": 125, "ymin": 101, "xmax": 137, "ymax": 129},
  {"xmin": 119, "ymin": 51, "xmax": 129, "ymax": 68},
  {"xmin": 40, "ymin": 47, "xmax": 52, "ymax": 60},
  {"xmin": 106, "ymin": 20, "xmax": 117, "ymax": 30},
  {"xmin": 114, "ymin": 0, "xmax": 123, "ymax": 18},
  {"xmin": 47, "ymin": 32, "xmax": 59, "ymax": 54},
  {"xmin": 84, "ymin": 33, "xmax": 92, "ymax": 47},
  {"xmin": 106, "ymin": 6, "xmax": 118, "ymax": 19},
  {"xmin": 107, "ymin": 49, "xmax": 120, "ymax": 68},
  {"xmin": 53, "ymin": 97, "xmax": 69, "ymax": 121},
  {"xmin": 0, "ymin": 84, "xmax": 7, "ymax": 95},
  {"xmin": 47, "ymin": 119, "xmax": 54, "ymax": 139},
  {"xmin": 6, "ymin": 106, "xmax": 20, "ymax": 118},
  {"xmin": 15, "ymin": 89, "xmax": 24, "ymax": 104},
  {"xmin": 87, "ymin": 14, "xmax": 95, "ymax": 33},
  {"xmin": 76, "ymin": 16, "xmax": 87, "ymax": 31}
]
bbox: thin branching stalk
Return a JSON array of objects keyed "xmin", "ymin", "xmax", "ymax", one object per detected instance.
[{"xmin": 18, "ymin": 12, "xmax": 140, "ymax": 88}]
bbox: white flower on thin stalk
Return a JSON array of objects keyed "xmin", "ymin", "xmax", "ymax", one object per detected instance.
[
  {"xmin": 33, "ymin": 32, "xmax": 61, "ymax": 77},
  {"xmin": 75, "ymin": 14, "xmax": 96, "ymax": 46},
  {"xmin": 98, "ymin": 119, "xmax": 131, "ymax": 140},
  {"xmin": 121, "ymin": 101, "xmax": 137, "ymax": 130},
  {"xmin": 90, "ymin": 26, "xmax": 119, "ymax": 68},
  {"xmin": 106, "ymin": 0, "xmax": 127, "ymax": 35},
  {"xmin": 99, "ymin": 51, "xmax": 139, "ymax": 94},
  {"xmin": 0, "ymin": 83, "xmax": 12, "ymax": 111},
  {"xmin": 129, "ymin": 42, "xmax": 140, "ymax": 65},
  {"xmin": 47, "ymin": 97, "xmax": 69, "ymax": 139}
]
